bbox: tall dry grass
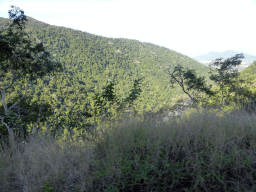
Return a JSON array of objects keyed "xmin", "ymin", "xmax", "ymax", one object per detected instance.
[{"xmin": 1, "ymin": 107, "xmax": 256, "ymax": 191}]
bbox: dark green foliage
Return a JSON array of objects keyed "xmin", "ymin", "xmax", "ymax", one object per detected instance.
[
  {"xmin": 211, "ymin": 54, "xmax": 244, "ymax": 70},
  {"xmin": 0, "ymin": 6, "xmax": 62, "ymax": 140},
  {"xmin": 0, "ymin": 33, "xmax": 12, "ymax": 63},
  {"xmin": 124, "ymin": 78, "xmax": 143, "ymax": 107},
  {"xmin": 166, "ymin": 64, "xmax": 213, "ymax": 105},
  {"xmin": 42, "ymin": 181, "xmax": 56, "ymax": 192},
  {"xmin": 208, "ymin": 54, "xmax": 254, "ymax": 106},
  {"xmin": 99, "ymin": 82, "xmax": 118, "ymax": 104},
  {"xmin": 94, "ymin": 78, "xmax": 143, "ymax": 117},
  {"xmin": 168, "ymin": 54, "xmax": 255, "ymax": 110},
  {"xmin": 0, "ymin": 7, "xmax": 62, "ymax": 82},
  {"xmin": 0, "ymin": 94, "xmax": 53, "ymax": 137},
  {"xmin": 94, "ymin": 82, "xmax": 118, "ymax": 117},
  {"xmin": 209, "ymin": 54, "xmax": 244, "ymax": 89}
]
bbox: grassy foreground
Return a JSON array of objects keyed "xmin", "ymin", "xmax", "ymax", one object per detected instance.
[{"xmin": 1, "ymin": 107, "xmax": 256, "ymax": 191}]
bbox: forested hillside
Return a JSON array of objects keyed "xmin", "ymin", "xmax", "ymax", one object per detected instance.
[
  {"xmin": 3, "ymin": 7, "xmax": 256, "ymax": 192},
  {"xmin": 240, "ymin": 60, "xmax": 256, "ymax": 94},
  {"xmin": 241, "ymin": 61, "xmax": 256, "ymax": 82},
  {"xmin": 0, "ymin": 15, "xmax": 212, "ymax": 136}
]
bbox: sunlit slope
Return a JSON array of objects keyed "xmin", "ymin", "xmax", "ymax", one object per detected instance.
[
  {"xmin": 240, "ymin": 61, "xmax": 256, "ymax": 81},
  {"xmin": 0, "ymin": 16, "xmax": 212, "ymax": 112},
  {"xmin": 239, "ymin": 61, "xmax": 256, "ymax": 94}
]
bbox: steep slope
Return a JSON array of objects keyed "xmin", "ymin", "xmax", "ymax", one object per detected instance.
[{"xmin": 0, "ymin": 16, "xmax": 212, "ymax": 115}]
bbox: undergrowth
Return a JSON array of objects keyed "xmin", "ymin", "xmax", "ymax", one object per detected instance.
[{"xmin": 1, "ymin": 107, "xmax": 256, "ymax": 191}]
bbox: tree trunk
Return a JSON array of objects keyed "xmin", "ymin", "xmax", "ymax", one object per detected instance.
[{"xmin": 1, "ymin": 89, "xmax": 9, "ymax": 115}]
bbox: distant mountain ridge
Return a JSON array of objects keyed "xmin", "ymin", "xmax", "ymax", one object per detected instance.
[
  {"xmin": 194, "ymin": 50, "xmax": 256, "ymax": 61},
  {"xmin": 193, "ymin": 50, "xmax": 256, "ymax": 71}
]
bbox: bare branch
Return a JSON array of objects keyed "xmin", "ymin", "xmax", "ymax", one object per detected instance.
[
  {"xmin": 166, "ymin": 67, "xmax": 197, "ymax": 103},
  {"xmin": 1, "ymin": 89, "xmax": 9, "ymax": 114},
  {"xmin": 0, "ymin": 116, "xmax": 10, "ymax": 132}
]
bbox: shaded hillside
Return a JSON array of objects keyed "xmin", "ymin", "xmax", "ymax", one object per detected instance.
[{"xmin": 0, "ymin": 16, "xmax": 212, "ymax": 117}]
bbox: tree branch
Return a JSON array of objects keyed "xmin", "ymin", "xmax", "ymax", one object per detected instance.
[
  {"xmin": 1, "ymin": 89, "xmax": 9, "ymax": 114},
  {"xmin": 166, "ymin": 67, "xmax": 197, "ymax": 103},
  {"xmin": 0, "ymin": 116, "xmax": 10, "ymax": 132}
]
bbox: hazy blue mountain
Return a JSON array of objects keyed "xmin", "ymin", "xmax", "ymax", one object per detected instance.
[
  {"xmin": 193, "ymin": 50, "xmax": 256, "ymax": 62},
  {"xmin": 193, "ymin": 50, "xmax": 256, "ymax": 71}
]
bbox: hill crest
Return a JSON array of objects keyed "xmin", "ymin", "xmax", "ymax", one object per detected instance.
[{"xmin": 0, "ymin": 15, "xmax": 212, "ymax": 113}]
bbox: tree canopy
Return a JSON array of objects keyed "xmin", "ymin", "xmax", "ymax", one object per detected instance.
[{"xmin": 0, "ymin": 6, "xmax": 62, "ymax": 139}]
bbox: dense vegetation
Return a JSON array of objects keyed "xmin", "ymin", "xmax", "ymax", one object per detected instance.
[
  {"xmin": 241, "ymin": 61, "xmax": 256, "ymax": 86},
  {"xmin": 1, "ymin": 6, "xmax": 256, "ymax": 192},
  {"xmin": 0, "ymin": 12, "xmax": 213, "ymax": 139}
]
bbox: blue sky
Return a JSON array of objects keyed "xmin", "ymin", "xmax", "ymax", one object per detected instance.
[{"xmin": 1, "ymin": 0, "xmax": 256, "ymax": 58}]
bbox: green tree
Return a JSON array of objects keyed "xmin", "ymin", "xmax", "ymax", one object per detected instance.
[
  {"xmin": 166, "ymin": 64, "xmax": 213, "ymax": 107},
  {"xmin": 94, "ymin": 78, "xmax": 143, "ymax": 117},
  {"xmin": 123, "ymin": 77, "xmax": 143, "ymax": 107},
  {"xmin": 209, "ymin": 54, "xmax": 244, "ymax": 106},
  {"xmin": 167, "ymin": 54, "xmax": 255, "ymax": 112},
  {"xmin": 0, "ymin": 6, "xmax": 62, "ymax": 140}
]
